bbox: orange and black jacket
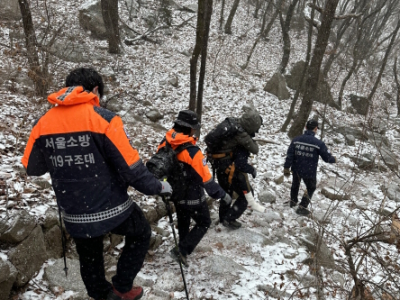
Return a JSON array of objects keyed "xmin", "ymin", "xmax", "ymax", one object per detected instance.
[
  {"xmin": 21, "ymin": 86, "xmax": 162, "ymax": 238},
  {"xmin": 157, "ymin": 129, "xmax": 226, "ymax": 203}
]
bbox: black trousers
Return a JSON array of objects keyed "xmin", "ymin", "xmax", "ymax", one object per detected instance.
[
  {"xmin": 290, "ymin": 173, "xmax": 317, "ymax": 208},
  {"xmin": 176, "ymin": 200, "xmax": 211, "ymax": 256},
  {"xmin": 73, "ymin": 203, "xmax": 151, "ymax": 300},
  {"xmin": 217, "ymin": 171, "xmax": 251, "ymax": 223}
]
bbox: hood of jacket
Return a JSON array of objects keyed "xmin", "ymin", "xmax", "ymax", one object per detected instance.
[
  {"xmin": 48, "ymin": 86, "xmax": 100, "ymax": 107},
  {"xmin": 165, "ymin": 129, "xmax": 197, "ymax": 149},
  {"xmin": 239, "ymin": 105, "xmax": 262, "ymax": 135}
]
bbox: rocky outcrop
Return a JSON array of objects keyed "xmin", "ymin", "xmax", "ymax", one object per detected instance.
[
  {"xmin": 9, "ymin": 226, "xmax": 47, "ymax": 287},
  {"xmin": 264, "ymin": 72, "xmax": 290, "ymax": 100},
  {"xmin": 78, "ymin": 0, "xmax": 107, "ymax": 39},
  {"xmin": 0, "ymin": 0, "xmax": 21, "ymax": 20}
]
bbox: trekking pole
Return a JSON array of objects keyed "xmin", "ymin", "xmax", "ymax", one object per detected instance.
[
  {"xmin": 162, "ymin": 195, "xmax": 190, "ymax": 300},
  {"xmin": 57, "ymin": 206, "xmax": 68, "ymax": 277}
]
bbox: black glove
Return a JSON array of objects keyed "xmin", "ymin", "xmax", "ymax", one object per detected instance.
[
  {"xmin": 251, "ymin": 169, "xmax": 257, "ymax": 179},
  {"xmin": 159, "ymin": 181, "xmax": 172, "ymax": 197},
  {"xmin": 283, "ymin": 168, "xmax": 291, "ymax": 177},
  {"xmin": 222, "ymin": 193, "xmax": 232, "ymax": 205}
]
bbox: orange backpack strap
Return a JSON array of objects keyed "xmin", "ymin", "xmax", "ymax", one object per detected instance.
[{"xmin": 224, "ymin": 163, "xmax": 236, "ymax": 185}]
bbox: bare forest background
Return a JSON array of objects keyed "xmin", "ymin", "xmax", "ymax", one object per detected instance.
[{"xmin": 1, "ymin": 0, "xmax": 400, "ymax": 299}]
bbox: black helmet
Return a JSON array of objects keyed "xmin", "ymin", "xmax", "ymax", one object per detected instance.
[{"xmin": 174, "ymin": 110, "xmax": 201, "ymax": 129}]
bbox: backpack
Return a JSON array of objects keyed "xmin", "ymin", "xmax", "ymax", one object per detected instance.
[
  {"xmin": 147, "ymin": 141, "xmax": 193, "ymax": 201},
  {"xmin": 204, "ymin": 118, "xmax": 239, "ymax": 154}
]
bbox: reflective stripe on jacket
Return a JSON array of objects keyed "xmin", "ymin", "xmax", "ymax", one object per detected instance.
[{"xmin": 22, "ymin": 86, "xmax": 161, "ymax": 238}]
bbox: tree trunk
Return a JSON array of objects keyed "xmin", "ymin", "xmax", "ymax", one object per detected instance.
[
  {"xmin": 189, "ymin": 0, "xmax": 206, "ymax": 111},
  {"xmin": 224, "ymin": 0, "xmax": 240, "ymax": 34},
  {"xmin": 18, "ymin": 0, "xmax": 47, "ymax": 97},
  {"xmin": 101, "ymin": 0, "xmax": 120, "ymax": 54},
  {"xmin": 394, "ymin": 57, "xmax": 400, "ymax": 116},
  {"xmin": 219, "ymin": 0, "xmax": 225, "ymax": 30},
  {"xmin": 279, "ymin": 0, "xmax": 299, "ymax": 74},
  {"xmin": 196, "ymin": 0, "xmax": 213, "ymax": 123},
  {"xmin": 280, "ymin": 0, "xmax": 316, "ymax": 132},
  {"xmin": 367, "ymin": 19, "xmax": 400, "ymax": 105},
  {"xmin": 260, "ymin": 0, "xmax": 273, "ymax": 35},
  {"xmin": 242, "ymin": 1, "xmax": 280, "ymax": 70},
  {"xmin": 288, "ymin": 0, "xmax": 339, "ymax": 139}
]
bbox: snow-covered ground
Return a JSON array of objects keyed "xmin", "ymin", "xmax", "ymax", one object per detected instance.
[{"xmin": 1, "ymin": 0, "xmax": 400, "ymax": 299}]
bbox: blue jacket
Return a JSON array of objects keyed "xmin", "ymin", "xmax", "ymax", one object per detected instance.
[{"xmin": 284, "ymin": 130, "xmax": 335, "ymax": 178}]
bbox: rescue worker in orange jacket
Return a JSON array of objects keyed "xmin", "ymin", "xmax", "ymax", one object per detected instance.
[
  {"xmin": 21, "ymin": 68, "xmax": 172, "ymax": 300},
  {"xmin": 156, "ymin": 110, "xmax": 231, "ymax": 267}
]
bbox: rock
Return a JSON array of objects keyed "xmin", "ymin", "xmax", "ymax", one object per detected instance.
[
  {"xmin": 273, "ymin": 175, "xmax": 284, "ymax": 185},
  {"xmin": 321, "ymin": 187, "xmax": 349, "ymax": 201},
  {"xmin": 285, "ymin": 61, "xmax": 338, "ymax": 108},
  {"xmin": 32, "ymin": 178, "xmax": 52, "ymax": 189},
  {"xmin": 337, "ymin": 127, "xmax": 367, "ymax": 141},
  {"xmin": 0, "ymin": 210, "xmax": 36, "ymax": 243},
  {"xmin": 179, "ymin": 4, "xmax": 198, "ymax": 13},
  {"xmin": 42, "ymin": 207, "xmax": 59, "ymax": 229},
  {"xmin": 349, "ymin": 94, "xmax": 369, "ymax": 115},
  {"xmin": 146, "ymin": 109, "xmax": 164, "ymax": 122},
  {"xmin": 0, "ymin": 261, "xmax": 17, "ymax": 300},
  {"xmin": 44, "ymin": 225, "xmax": 63, "ymax": 259},
  {"xmin": 167, "ymin": 75, "xmax": 179, "ymax": 88},
  {"xmin": 143, "ymin": 206, "xmax": 159, "ymax": 223},
  {"xmin": 149, "ymin": 234, "xmax": 163, "ymax": 251},
  {"xmin": 350, "ymin": 155, "xmax": 374, "ymax": 171},
  {"xmin": 299, "ymin": 227, "xmax": 335, "ymax": 269},
  {"xmin": 263, "ymin": 211, "xmax": 282, "ymax": 223},
  {"xmin": 44, "ymin": 258, "xmax": 87, "ymax": 299},
  {"xmin": 0, "ymin": 258, "xmax": 10, "ymax": 283},
  {"xmin": 345, "ymin": 134, "xmax": 355, "ymax": 146},
  {"xmin": 257, "ymin": 284, "xmax": 291, "ymax": 299},
  {"xmin": 258, "ymin": 190, "xmax": 276, "ymax": 204},
  {"xmin": 381, "ymin": 183, "xmax": 400, "ymax": 202},
  {"xmin": 9, "ymin": 226, "xmax": 47, "ymax": 286},
  {"xmin": 153, "ymin": 271, "xmax": 184, "ymax": 292},
  {"xmin": 106, "ymin": 98, "xmax": 124, "ymax": 112},
  {"xmin": 263, "ymin": 72, "xmax": 290, "ymax": 100},
  {"xmin": 79, "ymin": 0, "xmax": 107, "ymax": 39},
  {"xmin": 0, "ymin": 0, "xmax": 21, "ymax": 20},
  {"xmin": 379, "ymin": 148, "xmax": 398, "ymax": 171}
]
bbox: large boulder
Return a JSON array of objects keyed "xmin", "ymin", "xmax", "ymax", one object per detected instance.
[
  {"xmin": 263, "ymin": 72, "xmax": 290, "ymax": 100},
  {"xmin": 9, "ymin": 226, "xmax": 47, "ymax": 286},
  {"xmin": 79, "ymin": 0, "xmax": 107, "ymax": 39},
  {"xmin": 44, "ymin": 225, "xmax": 64, "ymax": 259},
  {"xmin": 285, "ymin": 61, "xmax": 339, "ymax": 108},
  {"xmin": 0, "ymin": 258, "xmax": 10, "ymax": 284},
  {"xmin": 0, "ymin": 260, "xmax": 17, "ymax": 300},
  {"xmin": 0, "ymin": 0, "xmax": 21, "ymax": 20},
  {"xmin": 0, "ymin": 210, "xmax": 36, "ymax": 244},
  {"xmin": 378, "ymin": 148, "xmax": 398, "ymax": 171},
  {"xmin": 299, "ymin": 227, "xmax": 335, "ymax": 269},
  {"xmin": 349, "ymin": 94, "xmax": 369, "ymax": 116}
]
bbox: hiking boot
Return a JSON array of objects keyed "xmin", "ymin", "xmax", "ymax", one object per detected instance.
[
  {"xmin": 222, "ymin": 219, "xmax": 242, "ymax": 229},
  {"xmin": 289, "ymin": 200, "xmax": 298, "ymax": 208},
  {"xmin": 296, "ymin": 206, "xmax": 310, "ymax": 216},
  {"xmin": 107, "ymin": 286, "xmax": 143, "ymax": 300},
  {"xmin": 170, "ymin": 247, "xmax": 189, "ymax": 268}
]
